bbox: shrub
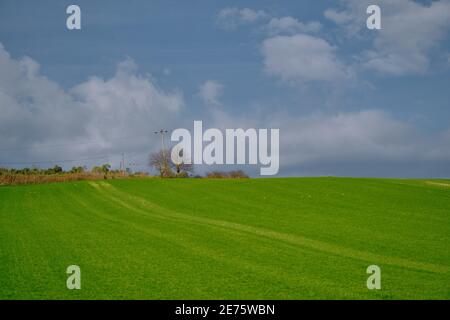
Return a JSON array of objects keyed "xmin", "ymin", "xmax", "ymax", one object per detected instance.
[
  {"xmin": 205, "ymin": 170, "xmax": 249, "ymax": 179},
  {"xmin": 205, "ymin": 171, "xmax": 228, "ymax": 178},
  {"xmin": 176, "ymin": 171, "xmax": 189, "ymax": 178},
  {"xmin": 228, "ymin": 170, "xmax": 249, "ymax": 178}
]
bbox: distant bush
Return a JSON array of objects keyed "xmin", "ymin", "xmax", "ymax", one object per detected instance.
[
  {"xmin": 228, "ymin": 170, "xmax": 249, "ymax": 178},
  {"xmin": 205, "ymin": 170, "xmax": 249, "ymax": 179},
  {"xmin": 176, "ymin": 171, "xmax": 189, "ymax": 178},
  {"xmin": 205, "ymin": 171, "xmax": 226, "ymax": 178},
  {"xmin": 131, "ymin": 172, "xmax": 150, "ymax": 178}
]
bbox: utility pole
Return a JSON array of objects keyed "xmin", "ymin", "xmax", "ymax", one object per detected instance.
[
  {"xmin": 154, "ymin": 129, "xmax": 169, "ymax": 176},
  {"xmin": 154, "ymin": 129, "xmax": 169, "ymax": 155}
]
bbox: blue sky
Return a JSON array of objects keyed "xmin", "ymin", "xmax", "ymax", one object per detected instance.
[{"xmin": 0, "ymin": 0, "xmax": 449, "ymax": 177}]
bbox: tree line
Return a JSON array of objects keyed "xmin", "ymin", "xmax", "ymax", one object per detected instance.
[
  {"xmin": 0, "ymin": 149, "xmax": 249, "ymax": 185},
  {"xmin": 0, "ymin": 164, "xmax": 115, "ymax": 176}
]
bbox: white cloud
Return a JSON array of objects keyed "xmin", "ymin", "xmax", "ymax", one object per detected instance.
[
  {"xmin": 325, "ymin": 0, "xmax": 450, "ymax": 75},
  {"xmin": 217, "ymin": 7, "xmax": 322, "ymax": 36},
  {"xmin": 0, "ymin": 43, "xmax": 184, "ymax": 169},
  {"xmin": 324, "ymin": 8, "xmax": 353, "ymax": 25},
  {"xmin": 215, "ymin": 8, "xmax": 348, "ymax": 86},
  {"xmin": 267, "ymin": 17, "xmax": 321, "ymax": 35},
  {"xmin": 72, "ymin": 57, "xmax": 183, "ymax": 146},
  {"xmin": 217, "ymin": 7, "xmax": 268, "ymax": 30},
  {"xmin": 198, "ymin": 80, "xmax": 223, "ymax": 106},
  {"xmin": 0, "ymin": 43, "xmax": 86, "ymax": 149},
  {"xmin": 261, "ymin": 34, "xmax": 349, "ymax": 83},
  {"xmin": 239, "ymin": 8, "xmax": 268, "ymax": 22},
  {"xmin": 275, "ymin": 110, "xmax": 421, "ymax": 165}
]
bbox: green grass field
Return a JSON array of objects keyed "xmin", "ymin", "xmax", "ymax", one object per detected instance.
[{"xmin": 0, "ymin": 177, "xmax": 449, "ymax": 299}]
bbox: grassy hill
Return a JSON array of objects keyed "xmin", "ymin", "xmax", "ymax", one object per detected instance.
[{"xmin": 0, "ymin": 177, "xmax": 449, "ymax": 299}]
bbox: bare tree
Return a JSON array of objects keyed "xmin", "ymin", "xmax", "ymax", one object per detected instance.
[
  {"xmin": 149, "ymin": 150, "xmax": 173, "ymax": 178},
  {"xmin": 149, "ymin": 148, "xmax": 194, "ymax": 178}
]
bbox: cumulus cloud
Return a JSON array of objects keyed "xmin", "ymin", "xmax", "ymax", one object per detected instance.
[
  {"xmin": 261, "ymin": 34, "xmax": 349, "ymax": 83},
  {"xmin": 0, "ymin": 43, "xmax": 86, "ymax": 151},
  {"xmin": 325, "ymin": 0, "xmax": 450, "ymax": 75},
  {"xmin": 215, "ymin": 7, "xmax": 346, "ymax": 85},
  {"xmin": 324, "ymin": 9, "xmax": 353, "ymax": 25},
  {"xmin": 72, "ymin": 57, "xmax": 183, "ymax": 138},
  {"xmin": 198, "ymin": 80, "xmax": 223, "ymax": 106},
  {"xmin": 276, "ymin": 110, "xmax": 420, "ymax": 165},
  {"xmin": 267, "ymin": 17, "xmax": 322, "ymax": 35},
  {"xmin": 0, "ymin": 43, "xmax": 184, "ymax": 169},
  {"xmin": 216, "ymin": 7, "xmax": 269, "ymax": 30},
  {"xmin": 217, "ymin": 6, "xmax": 322, "ymax": 36}
]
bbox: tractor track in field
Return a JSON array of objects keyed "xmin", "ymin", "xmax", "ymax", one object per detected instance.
[
  {"xmin": 88, "ymin": 181, "xmax": 450, "ymax": 275},
  {"xmin": 71, "ymin": 183, "xmax": 357, "ymax": 296}
]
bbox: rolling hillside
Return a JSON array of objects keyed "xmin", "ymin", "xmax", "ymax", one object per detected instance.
[{"xmin": 0, "ymin": 178, "xmax": 449, "ymax": 299}]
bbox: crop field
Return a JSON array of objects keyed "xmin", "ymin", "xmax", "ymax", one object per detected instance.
[{"xmin": 0, "ymin": 178, "xmax": 449, "ymax": 299}]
